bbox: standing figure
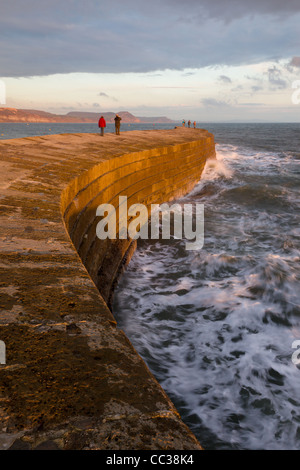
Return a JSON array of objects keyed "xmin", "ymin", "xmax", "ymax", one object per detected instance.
[
  {"xmin": 193, "ymin": 121, "xmax": 196, "ymax": 129},
  {"xmin": 188, "ymin": 120, "xmax": 191, "ymax": 128},
  {"xmin": 182, "ymin": 120, "xmax": 185, "ymax": 127},
  {"xmin": 98, "ymin": 115, "xmax": 106, "ymax": 136},
  {"xmin": 114, "ymin": 114, "xmax": 122, "ymax": 135}
]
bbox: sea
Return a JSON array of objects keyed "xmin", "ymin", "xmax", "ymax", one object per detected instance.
[{"xmin": 1, "ymin": 122, "xmax": 300, "ymax": 450}]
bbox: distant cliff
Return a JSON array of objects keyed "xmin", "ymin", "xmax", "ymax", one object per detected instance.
[
  {"xmin": 0, "ymin": 107, "xmax": 175, "ymax": 124},
  {"xmin": 0, "ymin": 108, "xmax": 81, "ymax": 123}
]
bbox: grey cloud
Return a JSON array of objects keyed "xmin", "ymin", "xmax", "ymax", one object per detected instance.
[
  {"xmin": 150, "ymin": 86, "xmax": 195, "ymax": 89},
  {"xmin": 267, "ymin": 66, "xmax": 288, "ymax": 89},
  {"xmin": 231, "ymin": 85, "xmax": 243, "ymax": 91},
  {"xmin": 202, "ymin": 98, "xmax": 230, "ymax": 107},
  {"xmin": 146, "ymin": 73, "xmax": 164, "ymax": 77},
  {"xmin": 219, "ymin": 75, "xmax": 232, "ymax": 84},
  {"xmin": 251, "ymin": 85, "xmax": 263, "ymax": 92},
  {"xmin": 99, "ymin": 92, "xmax": 118, "ymax": 101},
  {"xmin": 239, "ymin": 102, "xmax": 265, "ymax": 106},
  {"xmin": 165, "ymin": 0, "xmax": 300, "ymax": 21}
]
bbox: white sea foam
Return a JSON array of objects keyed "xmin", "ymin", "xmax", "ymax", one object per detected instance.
[{"xmin": 113, "ymin": 138, "xmax": 300, "ymax": 450}]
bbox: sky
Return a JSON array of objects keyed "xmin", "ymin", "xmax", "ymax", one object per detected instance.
[{"xmin": 1, "ymin": 0, "xmax": 300, "ymax": 122}]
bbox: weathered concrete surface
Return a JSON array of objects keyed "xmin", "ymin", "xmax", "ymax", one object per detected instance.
[{"xmin": 0, "ymin": 128, "xmax": 215, "ymax": 450}]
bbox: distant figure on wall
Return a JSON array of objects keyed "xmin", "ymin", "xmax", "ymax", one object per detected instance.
[
  {"xmin": 114, "ymin": 114, "xmax": 122, "ymax": 135},
  {"xmin": 188, "ymin": 120, "xmax": 191, "ymax": 128},
  {"xmin": 182, "ymin": 120, "xmax": 185, "ymax": 127},
  {"xmin": 193, "ymin": 121, "xmax": 196, "ymax": 128},
  {"xmin": 98, "ymin": 115, "xmax": 106, "ymax": 136}
]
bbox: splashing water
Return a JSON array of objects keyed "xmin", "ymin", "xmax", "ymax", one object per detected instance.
[{"xmin": 113, "ymin": 128, "xmax": 300, "ymax": 450}]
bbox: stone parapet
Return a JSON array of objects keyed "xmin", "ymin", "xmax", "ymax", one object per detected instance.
[{"xmin": 0, "ymin": 129, "xmax": 215, "ymax": 450}]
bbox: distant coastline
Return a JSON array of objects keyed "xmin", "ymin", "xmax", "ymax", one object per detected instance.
[{"xmin": 0, "ymin": 107, "xmax": 175, "ymax": 124}]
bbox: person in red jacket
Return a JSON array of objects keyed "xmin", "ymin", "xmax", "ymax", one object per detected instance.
[{"xmin": 98, "ymin": 115, "xmax": 106, "ymax": 136}]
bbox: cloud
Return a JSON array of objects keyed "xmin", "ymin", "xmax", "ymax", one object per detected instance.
[
  {"xmin": 99, "ymin": 92, "xmax": 118, "ymax": 101},
  {"xmin": 251, "ymin": 85, "xmax": 263, "ymax": 93},
  {"xmin": 1, "ymin": 0, "xmax": 300, "ymax": 77},
  {"xmin": 267, "ymin": 66, "xmax": 288, "ymax": 89},
  {"xmin": 150, "ymin": 86, "xmax": 195, "ymax": 89},
  {"xmin": 202, "ymin": 98, "xmax": 230, "ymax": 107},
  {"xmin": 239, "ymin": 102, "xmax": 265, "ymax": 106},
  {"xmin": 218, "ymin": 75, "xmax": 232, "ymax": 84},
  {"xmin": 231, "ymin": 85, "xmax": 244, "ymax": 92},
  {"xmin": 169, "ymin": 0, "xmax": 300, "ymax": 21}
]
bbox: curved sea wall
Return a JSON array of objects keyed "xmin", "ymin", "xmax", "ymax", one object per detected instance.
[{"xmin": 0, "ymin": 129, "xmax": 215, "ymax": 450}]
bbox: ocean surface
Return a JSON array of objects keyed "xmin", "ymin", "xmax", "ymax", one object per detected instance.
[
  {"xmin": 2, "ymin": 122, "xmax": 300, "ymax": 449},
  {"xmin": 112, "ymin": 123, "xmax": 300, "ymax": 450},
  {"xmin": 0, "ymin": 121, "xmax": 178, "ymax": 140}
]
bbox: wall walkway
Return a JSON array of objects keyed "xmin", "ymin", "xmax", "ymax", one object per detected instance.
[{"xmin": 0, "ymin": 129, "xmax": 215, "ymax": 450}]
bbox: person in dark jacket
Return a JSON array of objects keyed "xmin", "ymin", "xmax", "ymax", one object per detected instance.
[
  {"xmin": 98, "ymin": 116, "xmax": 106, "ymax": 136},
  {"xmin": 114, "ymin": 114, "xmax": 122, "ymax": 135}
]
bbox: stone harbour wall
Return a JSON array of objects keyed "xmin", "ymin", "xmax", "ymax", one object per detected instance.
[{"xmin": 0, "ymin": 128, "xmax": 215, "ymax": 450}]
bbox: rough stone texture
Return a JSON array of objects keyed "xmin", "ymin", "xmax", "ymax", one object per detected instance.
[{"xmin": 0, "ymin": 128, "xmax": 215, "ymax": 450}]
